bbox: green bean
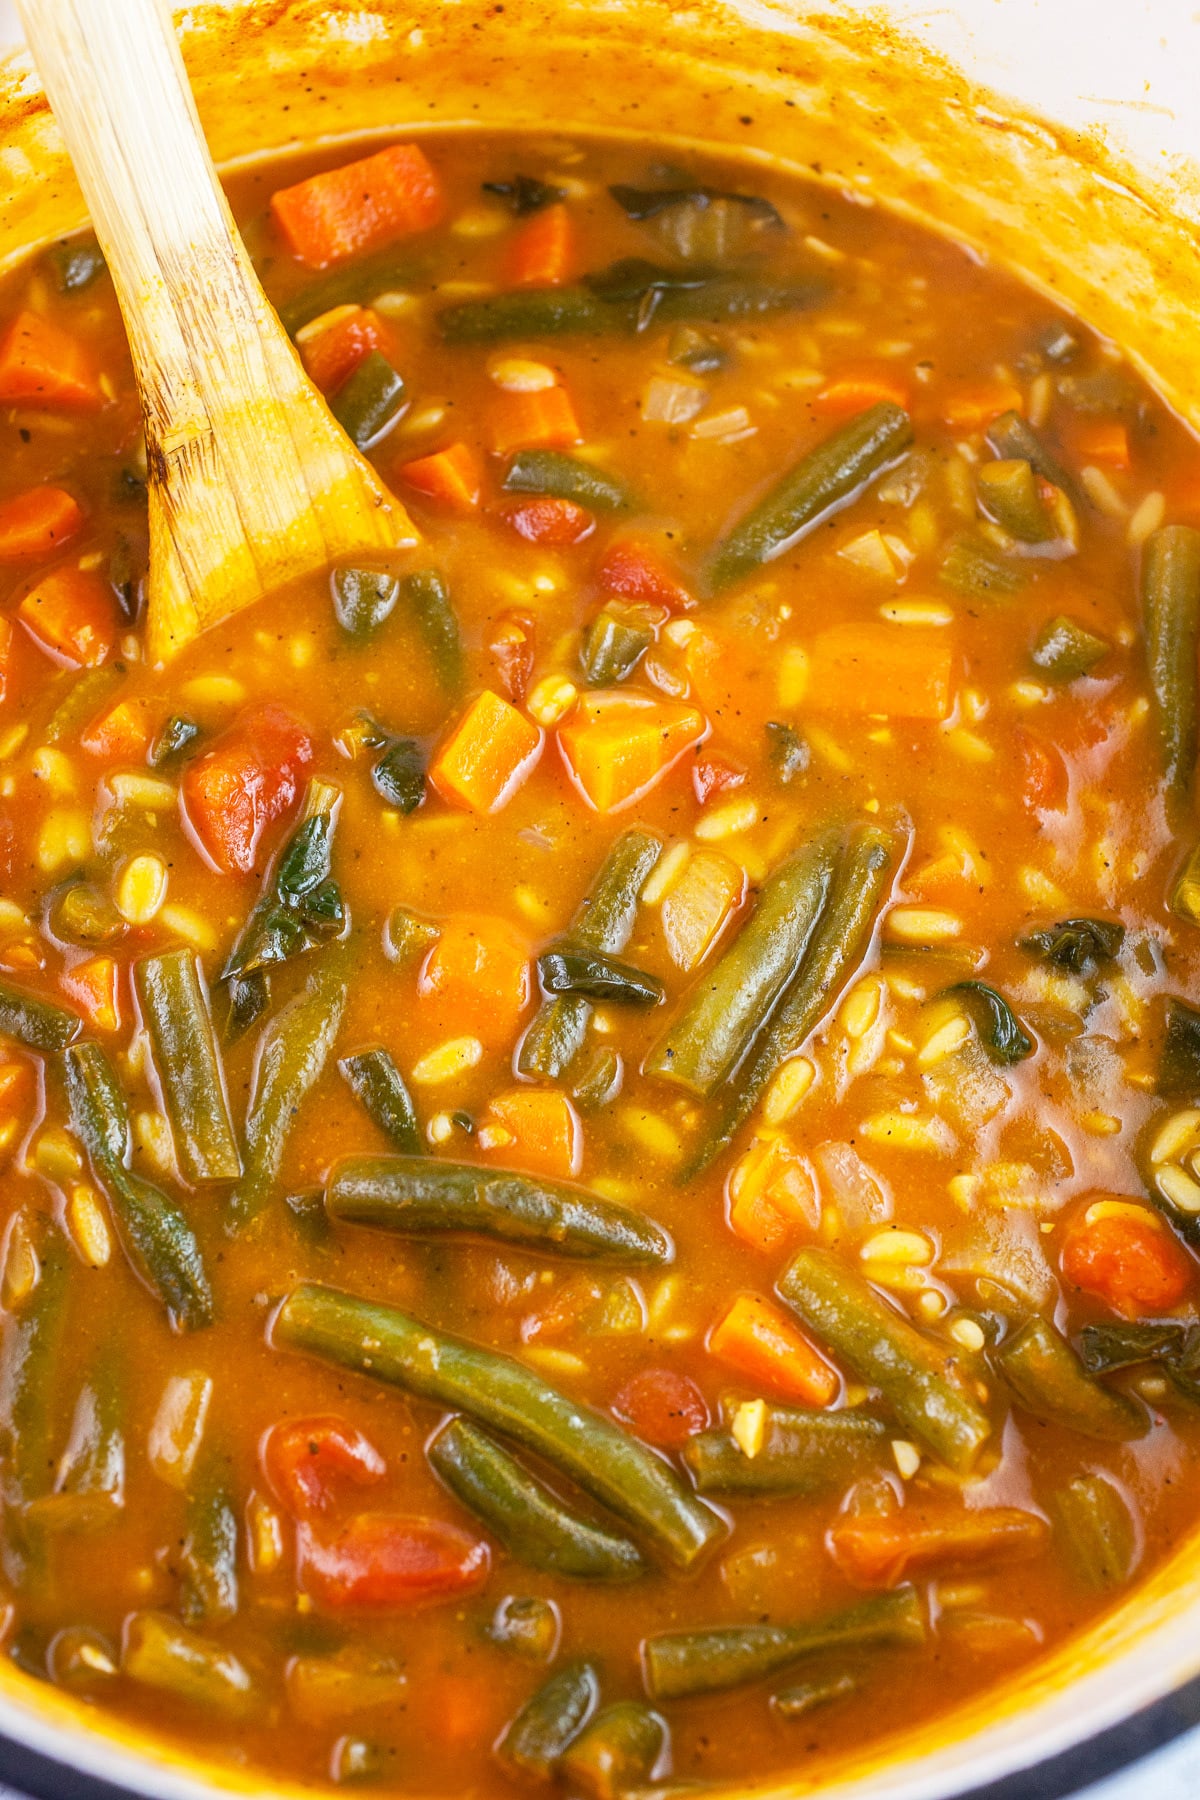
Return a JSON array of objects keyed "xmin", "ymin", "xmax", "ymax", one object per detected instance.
[
  {"xmin": 122, "ymin": 1611, "xmax": 257, "ymax": 1719},
  {"xmin": 0, "ymin": 1214, "xmax": 70, "ymax": 1583},
  {"xmin": 385, "ymin": 905, "xmax": 440, "ymax": 964},
  {"xmin": 331, "ymin": 565, "xmax": 400, "ymax": 640},
  {"xmin": 938, "ymin": 535, "xmax": 1024, "ymax": 599},
  {"xmin": 580, "ymin": 604, "xmax": 655, "ymax": 686},
  {"xmin": 329, "ymin": 349, "xmax": 406, "ymax": 449},
  {"xmin": 43, "ymin": 666, "xmax": 123, "ymax": 745},
  {"xmin": 325, "ymin": 1155, "xmax": 672, "ymax": 1265},
  {"xmin": 643, "ymin": 1587, "xmax": 924, "ymax": 1700},
  {"xmin": 647, "ymin": 833, "xmax": 839, "ymax": 1098},
  {"xmin": 709, "ymin": 403, "xmax": 912, "ymax": 591},
  {"xmin": 519, "ymin": 830, "xmax": 662, "ymax": 1081},
  {"xmin": 429, "ymin": 1418, "xmax": 645, "ymax": 1581},
  {"xmin": 0, "ymin": 977, "xmax": 81, "ymax": 1052},
  {"xmin": 64, "ymin": 1043, "xmax": 212, "ymax": 1332},
  {"xmin": 777, "ymin": 1250, "xmax": 991, "ymax": 1472},
  {"xmin": 442, "ymin": 286, "xmax": 615, "ymax": 343},
  {"xmin": 1143, "ymin": 525, "xmax": 1200, "ymax": 815},
  {"xmin": 570, "ymin": 1045, "xmax": 623, "ymax": 1111},
  {"xmin": 683, "ymin": 1405, "xmax": 888, "ymax": 1497},
  {"xmin": 504, "ymin": 450, "xmax": 634, "ymax": 513},
  {"xmin": 440, "ymin": 270, "xmax": 825, "ymax": 345},
  {"xmin": 559, "ymin": 1701, "xmax": 669, "ymax": 1800},
  {"xmin": 985, "ymin": 410, "xmax": 1076, "ymax": 501},
  {"xmin": 47, "ymin": 881, "xmax": 125, "ymax": 948},
  {"xmin": 497, "ymin": 1659, "xmax": 600, "ymax": 1779},
  {"xmin": 135, "ymin": 952, "xmax": 241, "ymax": 1184},
  {"xmin": 488, "ymin": 1594, "xmax": 561, "ymax": 1663},
  {"xmin": 1019, "ymin": 917, "xmax": 1124, "ymax": 975},
  {"xmin": 996, "ymin": 1317, "xmax": 1146, "ymax": 1441},
  {"xmin": 1055, "ymin": 1473, "xmax": 1137, "ymax": 1589},
  {"xmin": 690, "ymin": 823, "xmax": 893, "ymax": 1172},
  {"xmin": 180, "ymin": 1452, "xmax": 239, "ymax": 1626},
  {"xmin": 338, "ymin": 1049, "xmax": 421, "ymax": 1155},
  {"xmin": 537, "ymin": 947, "xmax": 664, "ymax": 1007},
  {"xmin": 403, "ymin": 570, "xmax": 463, "ymax": 693},
  {"xmin": 772, "ymin": 1673, "xmax": 858, "ymax": 1720},
  {"xmin": 272, "ymin": 1285, "xmax": 723, "ymax": 1568},
  {"xmin": 940, "ymin": 981, "xmax": 1033, "ymax": 1065},
  {"xmin": 278, "ymin": 251, "xmax": 421, "ymax": 334},
  {"xmin": 149, "ymin": 713, "xmax": 201, "ymax": 767},
  {"xmin": 228, "ymin": 954, "xmax": 349, "ymax": 1231},
  {"xmin": 1157, "ymin": 996, "xmax": 1200, "ymax": 1101},
  {"xmin": 977, "ymin": 459, "xmax": 1052, "ymax": 542},
  {"xmin": 31, "ymin": 1350, "xmax": 124, "ymax": 1532},
  {"xmin": 1030, "ymin": 614, "xmax": 1110, "ymax": 681}
]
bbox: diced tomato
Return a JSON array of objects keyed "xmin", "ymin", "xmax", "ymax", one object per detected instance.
[
  {"xmin": 429, "ymin": 689, "xmax": 543, "ymax": 814},
  {"xmin": 62, "ymin": 957, "xmax": 120, "ymax": 1033},
  {"xmin": 813, "ymin": 366, "xmax": 911, "ymax": 418},
  {"xmin": 0, "ymin": 486, "xmax": 84, "ymax": 560},
  {"xmin": 270, "ymin": 144, "xmax": 445, "ymax": 268},
  {"xmin": 398, "ymin": 442, "xmax": 483, "ymax": 513},
  {"xmin": 80, "ymin": 698, "xmax": 154, "ymax": 761},
  {"xmin": 558, "ymin": 691, "xmax": 707, "ymax": 813},
  {"xmin": 490, "ymin": 387, "xmax": 581, "ymax": 458},
  {"xmin": 1061, "ymin": 1200, "xmax": 1193, "ymax": 1318},
  {"xmin": 417, "ymin": 913, "xmax": 531, "ymax": 1045},
  {"xmin": 1015, "ymin": 726, "xmax": 1069, "ymax": 813},
  {"xmin": 262, "ymin": 1417, "xmax": 387, "ymax": 1520},
  {"xmin": 0, "ymin": 310, "xmax": 103, "ymax": 410},
  {"xmin": 18, "ymin": 565, "xmax": 117, "ymax": 669},
  {"xmin": 502, "ymin": 496, "xmax": 594, "ymax": 546},
  {"xmin": 300, "ymin": 305, "xmax": 396, "ymax": 395},
  {"xmin": 482, "ymin": 1087, "xmax": 581, "ymax": 1179},
  {"xmin": 505, "ymin": 204, "xmax": 575, "ymax": 288},
  {"xmin": 296, "ymin": 1514, "xmax": 489, "ymax": 1609},
  {"xmin": 181, "ymin": 704, "xmax": 313, "ymax": 875},
  {"xmin": 611, "ymin": 1367, "xmax": 709, "ymax": 1449},
  {"xmin": 488, "ymin": 610, "xmax": 536, "ymax": 702},
  {"xmin": 597, "ymin": 540, "xmax": 693, "ymax": 612},
  {"xmin": 692, "ymin": 755, "xmax": 746, "ymax": 805}
]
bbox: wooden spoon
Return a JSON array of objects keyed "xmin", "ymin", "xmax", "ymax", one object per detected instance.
[{"xmin": 15, "ymin": 0, "xmax": 417, "ymax": 665}]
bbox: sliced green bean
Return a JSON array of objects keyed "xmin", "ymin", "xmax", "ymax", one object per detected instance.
[
  {"xmin": 559, "ymin": 1701, "xmax": 668, "ymax": 1800},
  {"xmin": 31, "ymin": 1350, "xmax": 124, "ymax": 1532},
  {"xmin": 0, "ymin": 978, "xmax": 81, "ymax": 1052},
  {"xmin": 135, "ymin": 952, "xmax": 240, "ymax": 1184},
  {"xmin": 986, "ymin": 410, "xmax": 1076, "ymax": 501},
  {"xmin": 0, "ymin": 1213, "xmax": 70, "ymax": 1582},
  {"xmin": 440, "ymin": 270, "xmax": 826, "ymax": 345},
  {"xmin": 691, "ymin": 822, "xmax": 893, "ymax": 1172},
  {"xmin": 429, "ymin": 1417, "xmax": 644, "ymax": 1581},
  {"xmin": 326, "ymin": 1155, "xmax": 672, "ymax": 1265},
  {"xmin": 228, "ymin": 954, "xmax": 349, "ymax": 1231},
  {"xmin": 47, "ymin": 881, "xmax": 125, "ymax": 948},
  {"xmin": 329, "ymin": 349, "xmax": 406, "ymax": 449},
  {"xmin": 338, "ymin": 1049, "xmax": 421, "ymax": 1155},
  {"xmin": 709, "ymin": 403, "xmax": 912, "ymax": 591},
  {"xmin": 331, "ymin": 565, "xmax": 400, "ymax": 641},
  {"xmin": 272, "ymin": 1284, "xmax": 723, "ymax": 1569},
  {"xmin": 279, "ymin": 251, "xmax": 421, "ymax": 334},
  {"xmin": 939, "ymin": 535, "xmax": 1023, "ymax": 599},
  {"xmin": 683, "ymin": 1404, "xmax": 888, "ymax": 1497},
  {"xmin": 996, "ymin": 1317, "xmax": 1145, "ymax": 1440},
  {"xmin": 643, "ymin": 1588, "xmax": 924, "ymax": 1700},
  {"xmin": 519, "ymin": 830, "xmax": 662, "ymax": 1081},
  {"xmin": 180, "ymin": 1453, "xmax": 239, "ymax": 1627},
  {"xmin": 777, "ymin": 1249, "xmax": 991, "ymax": 1471},
  {"xmin": 404, "ymin": 569, "xmax": 463, "ymax": 693},
  {"xmin": 497, "ymin": 1659, "xmax": 600, "ymax": 1779},
  {"xmin": 580, "ymin": 604, "xmax": 655, "ymax": 686},
  {"xmin": 537, "ymin": 947, "xmax": 664, "ymax": 1007},
  {"xmin": 1055, "ymin": 1473, "xmax": 1137, "ymax": 1589},
  {"xmin": 122, "ymin": 1611, "xmax": 256, "ymax": 1719},
  {"xmin": 442, "ymin": 287, "xmax": 614, "ymax": 343},
  {"xmin": 64, "ymin": 1043, "xmax": 212, "ymax": 1332},
  {"xmin": 488, "ymin": 1595, "xmax": 560, "ymax": 1664},
  {"xmin": 1143, "ymin": 525, "xmax": 1200, "ymax": 815},
  {"xmin": 1030, "ymin": 615, "xmax": 1110, "ymax": 681},
  {"xmin": 647, "ymin": 832, "xmax": 838, "ymax": 1098},
  {"xmin": 977, "ymin": 459, "xmax": 1052, "ymax": 542},
  {"xmin": 504, "ymin": 450, "xmax": 633, "ymax": 513}
]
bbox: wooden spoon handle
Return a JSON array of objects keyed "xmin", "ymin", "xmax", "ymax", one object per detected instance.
[{"xmin": 15, "ymin": 0, "xmax": 413, "ymax": 662}]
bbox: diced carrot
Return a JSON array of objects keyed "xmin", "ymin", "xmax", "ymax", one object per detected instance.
[
  {"xmin": 598, "ymin": 539, "xmax": 693, "ymax": 612},
  {"xmin": 611, "ymin": 1368, "xmax": 710, "ymax": 1449},
  {"xmin": 1014, "ymin": 726, "xmax": 1069, "ymax": 813},
  {"xmin": 1061, "ymin": 1199, "xmax": 1193, "ymax": 1318},
  {"xmin": 270, "ymin": 143, "xmax": 445, "ymax": 268},
  {"xmin": 558, "ymin": 691, "xmax": 707, "ymax": 814},
  {"xmin": 490, "ymin": 385, "xmax": 581, "ymax": 457},
  {"xmin": 685, "ymin": 626, "xmax": 775, "ymax": 754},
  {"xmin": 62, "ymin": 957, "xmax": 120, "ymax": 1033},
  {"xmin": 263, "ymin": 1417, "xmax": 387, "ymax": 1520},
  {"xmin": 0, "ymin": 619, "xmax": 14, "ymax": 705},
  {"xmin": 727, "ymin": 1136, "xmax": 818, "ymax": 1253},
  {"xmin": 502, "ymin": 496, "xmax": 594, "ymax": 546},
  {"xmin": 505, "ymin": 203, "xmax": 575, "ymax": 288},
  {"xmin": 813, "ymin": 366, "xmax": 911, "ymax": 418},
  {"xmin": 300, "ymin": 305, "xmax": 395, "ymax": 394},
  {"xmin": 692, "ymin": 754, "xmax": 746, "ymax": 806},
  {"xmin": 830, "ymin": 1508, "xmax": 1048, "ymax": 1588},
  {"xmin": 181, "ymin": 704, "xmax": 313, "ymax": 875},
  {"xmin": 18, "ymin": 565, "xmax": 117, "ymax": 668},
  {"xmin": 398, "ymin": 442, "xmax": 482, "ymax": 513},
  {"xmin": 429, "ymin": 689, "xmax": 543, "ymax": 814},
  {"xmin": 942, "ymin": 382, "xmax": 1024, "ymax": 432},
  {"xmin": 489, "ymin": 610, "xmax": 536, "ymax": 701},
  {"xmin": 0, "ymin": 486, "xmax": 84, "ymax": 560},
  {"xmin": 807, "ymin": 622, "xmax": 954, "ymax": 722},
  {"xmin": 483, "ymin": 1087, "xmax": 582, "ymax": 1179},
  {"xmin": 296, "ymin": 1514, "xmax": 489, "ymax": 1609},
  {"xmin": 417, "ymin": 914, "xmax": 531, "ymax": 1045},
  {"xmin": 708, "ymin": 1292, "xmax": 838, "ymax": 1406},
  {"xmin": 80, "ymin": 698, "xmax": 154, "ymax": 761},
  {"xmin": 0, "ymin": 311, "xmax": 104, "ymax": 410},
  {"xmin": 1073, "ymin": 418, "xmax": 1130, "ymax": 470}
]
